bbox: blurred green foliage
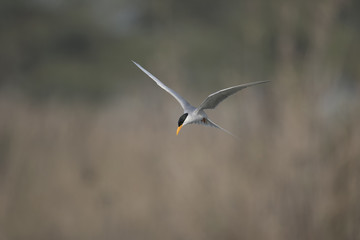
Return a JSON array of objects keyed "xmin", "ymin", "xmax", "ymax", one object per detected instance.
[{"xmin": 1, "ymin": 0, "xmax": 359, "ymax": 100}]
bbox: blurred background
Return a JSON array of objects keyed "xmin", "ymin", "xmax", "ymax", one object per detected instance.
[{"xmin": 0, "ymin": 0, "xmax": 359, "ymax": 239}]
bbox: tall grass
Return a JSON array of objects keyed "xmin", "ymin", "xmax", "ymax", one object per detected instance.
[{"xmin": 0, "ymin": 81, "xmax": 359, "ymax": 239}]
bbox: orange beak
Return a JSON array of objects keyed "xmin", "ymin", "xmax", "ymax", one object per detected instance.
[{"xmin": 176, "ymin": 125, "xmax": 183, "ymax": 135}]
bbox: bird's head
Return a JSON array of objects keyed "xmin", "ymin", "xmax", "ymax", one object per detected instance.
[{"xmin": 177, "ymin": 113, "xmax": 188, "ymax": 135}]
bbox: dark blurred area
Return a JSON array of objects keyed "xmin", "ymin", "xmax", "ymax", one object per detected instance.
[{"xmin": 0, "ymin": 0, "xmax": 359, "ymax": 239}]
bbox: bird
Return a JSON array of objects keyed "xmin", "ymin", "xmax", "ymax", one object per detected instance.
[{"xmin": 132, "ymin": 61, "xmax": 269, "ymax": 137}]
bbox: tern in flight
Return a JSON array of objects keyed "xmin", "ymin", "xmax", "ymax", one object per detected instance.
[{"xmin": 132, "ymin": 61, "xmax": 269, "ymax": 136}]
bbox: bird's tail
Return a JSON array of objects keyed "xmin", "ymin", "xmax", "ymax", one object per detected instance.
[{"xmin": 206, "ymin": 119, "xmax": 239, "ymax": 139}]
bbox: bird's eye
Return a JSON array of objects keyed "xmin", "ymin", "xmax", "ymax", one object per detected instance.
[{"xmin": 178, "ymin": 113, "xmax": 188, "ymax": 126}]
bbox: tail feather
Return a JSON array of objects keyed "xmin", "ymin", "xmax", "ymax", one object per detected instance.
[
  {"xmin": 206, "ymin": 119, "xmax": 239, "ymax": 139},
  {"xmin": 192, "ymin": 118, "xmax": 238, "ymax": 138}
]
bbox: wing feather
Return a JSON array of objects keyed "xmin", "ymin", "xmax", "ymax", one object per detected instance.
[
  {"xmin": 196, "ymin": 81, "xmax": 269, "ymax": 111},
  {"xmin": 132, "ymin": 61, "xmax": 193, "ymax": 111}
]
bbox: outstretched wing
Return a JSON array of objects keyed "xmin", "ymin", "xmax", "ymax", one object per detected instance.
[
  {"xmin": 132, "ymin": 61, "xmax": 193, "ymax": 111},
  {"xmin": 196, "ymin": 81, "xmax": 269, "ymax": 112}
]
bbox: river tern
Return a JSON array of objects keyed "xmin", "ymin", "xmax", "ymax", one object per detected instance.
[{"xmin": 132, "ymin": 61, "xmax": 269, "ymax": 136}]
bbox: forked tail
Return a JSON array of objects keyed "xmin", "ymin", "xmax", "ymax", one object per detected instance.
[{"xmin": 206, "ymin": 119, "xmax": 239, "ymax": 139}]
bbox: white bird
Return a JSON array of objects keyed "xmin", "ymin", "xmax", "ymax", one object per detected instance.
[{"xmin": 132, "ymin": 61, "xmax": 269, "ymax": 136}]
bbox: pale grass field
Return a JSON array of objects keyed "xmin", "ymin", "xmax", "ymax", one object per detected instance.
[{"xmin": 0, "ymin": 82, "xmax": 359, "ymax": 240}]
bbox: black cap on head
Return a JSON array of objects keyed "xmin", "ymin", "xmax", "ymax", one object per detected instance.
[{"xmin": 178, "ymin": 113, "xmax": 188, "ymax": 126}]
